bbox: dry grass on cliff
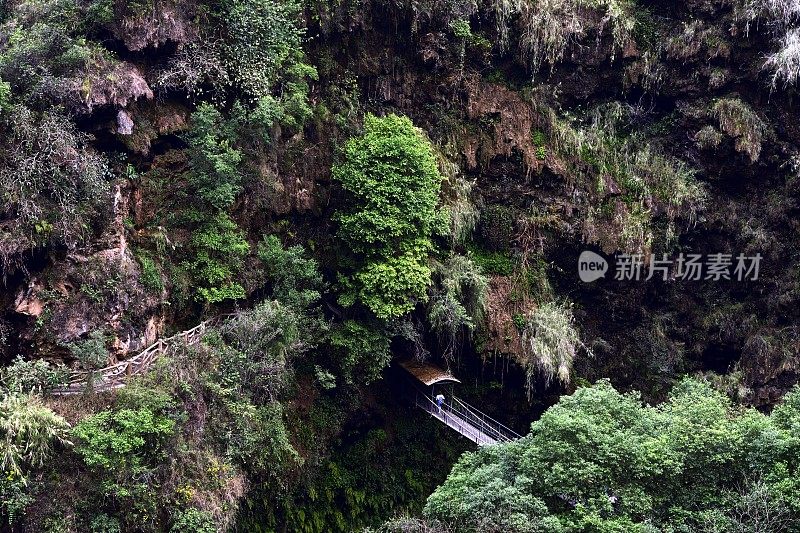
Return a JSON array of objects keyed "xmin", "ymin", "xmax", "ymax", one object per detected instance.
[
  {"xmin": 764, "ymin": 28, "xmax": 800, "ymax": 87},
  {"xmin": 712, "ymin": 97, "xmax": 768, "ymax": 163},
  {"xmin": 492, "ymin": 0, "xmax": 636, "ymax": 78}
]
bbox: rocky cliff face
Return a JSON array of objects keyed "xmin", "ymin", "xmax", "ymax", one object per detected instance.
[{"xmin": 1, "ymin": 0, "xmax": 798, "ymax": 403}]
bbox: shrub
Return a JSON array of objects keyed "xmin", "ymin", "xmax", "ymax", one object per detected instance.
[
  {"xmin": 666, "ymin": 20, "xmax": 730, "ymax": 61},
  {"xmin": 186, "ymin": 212, "xmax": 250, "ymax": 304},
  {"xmin": 740, "ymin": 0, "xmax": 800, "ymax": 88},
  {"xmin": 0, "ymin": 395, "xmax": 69, "ymax": 526},
  {"xmin": 170, "ymin": 508, "xmax": 216, "ymax": 533},
  {"xmin": 427, "ymin": 255, "xmax": 489, "ymax": 360},
  {"xmin": 334, "ymin": 114, "xmax": 445, "ymax": 319},
  {"xmin": 216, "ymin": 401, "xmax": 299, "ymax": 481},
  {"xmin": 695, "ymin": 125, "xmax": 724, "ymax": 150},
  {"xmin": 0, "ymin": 356, "xmax": 68, "ymax": 394},
  {"xmin": 181, "ymin": 105, "xmax": 253, "ymax": 304},
  {"xmin": 449, "ymin": 186, "xmax": 480, "ymax": 246},
  {"xmin": 764, "ymin": 28, "xmax": 800, "ymax": 87},
  {"xmin": 89, "ymin": 514, "xmax": 121, "ymax": 533},
  {"xmin": 185, "ymin": 104, "xmax": 243, "ymax": 211},
  {"xmin": 742, "ymin": 0, "xmax": 800, "ymax": 28},
  {"xmin": 0, "ymin": 80, "xmax": 10, "ymax": 112},
  {"xmin": 221, "ymin": 0, "xmax": 307, "ymax": 103},
  {"xmin": 712, "ymin": 97, "xmax": 768, "ymax": 163},
  {"xmin": 519, "ymin": 301, "xmax": 589, "ymax": 391},
  {"xmin": 67, "ymin": 330, "xmax": 109, "ymax": 370},
  {"xmin": 155, "ymin": 42, "xmax": 227, "ymax": 99},
  {"xmin": 73, "ymin": 407, "xmax": 175, "ymax": 472},
  {"xmin": 0, "ymin": 394, "xmax": 70, "ymax": 479},
  {"xmin": 158, "ymin": 20, "xmax": 316, "ymax": 128},
  {"xmin": 329, "ymin": 320, "xmax": 392, "ymax": 385},
  {"xmin": 0, "ymin": 0, "xmax": 116, "ymax": 107},
  {"xmin": 347, "ymin": 243, "xmax": 435, "ymax": 319},
  {"xmin": 71, "ymin": 402, "xmax": 177, "ymax": 529},
  {"xmin": 0, "ymin": 105, "xmax": 109, "ymax": 271},
  {"xmin": 0, "ymin": 472, "xmax": 32, "ymax": 526},
  {"xmin": 257, "ymin": 235, "xmax": 323, "ymax": 310},
  {"xmin": 511, "ymin": 0, "xmax": 636, "ymax": 79},
  {"xmin": 217, "ymin": 301, "xmax": 302, "ymax": 400},
  {"xmin": 468, "ymin": 247, "xmax": 516, "ymax": 276},
  {"xmin": 137, "ymin": 254, "xmax": 164, "ymax": 293}
]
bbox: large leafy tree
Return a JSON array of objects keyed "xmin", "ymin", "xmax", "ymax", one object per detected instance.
[
  {"xmin": 424, "ymin": 379, "xmax": 800, "ymax": 532},
  {"xmin": 334, "ymin": 113, "xmax": 445, "ymax": 319}
]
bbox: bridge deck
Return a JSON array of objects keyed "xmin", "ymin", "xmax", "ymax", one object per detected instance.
[{"xmin": 419, "ymin": 400, "xmax": 497, "ymax": 445}]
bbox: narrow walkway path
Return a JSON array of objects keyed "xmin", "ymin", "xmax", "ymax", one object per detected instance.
[{"xmin": 51, "ymin": 319, "xmax": 215, "ymax": 395}]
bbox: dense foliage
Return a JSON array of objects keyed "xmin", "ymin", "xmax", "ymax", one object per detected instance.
[
  {"xmin": 334, "ymin": 113, "xmax": 445, "ymax": 319},
  {"xmin": 424, "ymin": 379, "xmax": 800, "ymax": 532}
]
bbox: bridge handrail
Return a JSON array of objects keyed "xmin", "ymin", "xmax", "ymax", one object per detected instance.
[
  {"xmin": 446, "ymin": 399, "xmax": 514, "ymax": 444},
  {"xmin": 415, "ymin": 392, "xmax": 480, "ymax": 442},
  {"xmin": 414, "ymin": 390, "xmax": 520, "ymax": 445},
  {"xmin": 451, "ymin": 396, "xmax": 522, "ymax": 441}
]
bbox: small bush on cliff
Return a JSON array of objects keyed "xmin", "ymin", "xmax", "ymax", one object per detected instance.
[
  {"xmin": 218, "ymin": 301, "xmax": 303, "ymax": 401},
  {"xmin": 258, "ymin": 235, "xmax": 323, "ymax": 310},
  {"xmin": 334, "ymin": 114, "xmax": 445, "ymax": 319},
  {"xmin": 491, "ymin": 0, "xmax": 636, "ymax": 77},
  {"xmin": 0, "ymin": 105, "xmax": 110, "ymax": 272},
  {"xmin": 427, "ymin": 255, "xmax": 489, "ymax": 360},
  {"xmin": 72, "ymin": 400, "xmax": 177, "ymax": 529},
  {"xmin": 741, "ymin": 0, "xmax": 800, "ymax": 88},
  {"xmin": 221, "ymin": 0, "xmax": 308, "ymax": 103},
  {"xmin": 518, "ymin": 301, "xmax": 589, "ymax": 393},
  {"xmin": 0, "ymin": 80, "xmax": 10, "ymax": 112},
  {"xmin": 0, "ymin": 0, "xmax": 125, "ymax": 110},
  {"xmin": 185, "ymin": 104, "xmax": 243, "ymax": 211},
  {"xmin": 765, "ymin": 28, "xmax": 800, "ymax": 87},
  {"xmin": 185, "ymin": 212, "xmax": 249, "ymax": 304},
  {"xmin": 328, "ymin": 320, "xmax": 392, "ymax": 385},
  {"xmin": 158, "ymin": 4, "xmax": 316, "ymax": 128},
  {"xmin": 712, "ymin": 97, "xmax": 768, "ymax": 163},
  {"xmin": 0, "ymin": 394, "xmax": 70, "ymax": 479},
  {"xmin": 182, "ymin": 105, "xmax": 250, "ymax": 304},
  {"xmin": 0, "ymin": 393, "xmax": 70, "ymax": 531},
  {"xmin": 67, "ymin": 330, "xmax": 109, "ymax": 370},
  {"xmin": 0, "ymin": 394, "xmax": 70, "ymax": 526},
  {"xmin": 0, "ymin": 356, "xmax": 67, "ymax": 394},
  {"xmin": 73, "ymin": 406, "xmax": 175, "ymax": 472}
]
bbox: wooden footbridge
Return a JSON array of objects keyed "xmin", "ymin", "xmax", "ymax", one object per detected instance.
[
  {"xmin": 399, "ymin": 360, "xmax": 521, "ymax": 446},
  {"xmin": 50, "ymin": 319, "xmax": 215, "ymax": 395}
]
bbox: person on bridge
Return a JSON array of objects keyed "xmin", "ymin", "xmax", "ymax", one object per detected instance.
[{"xmin": 435, "ymin": 393, "xmax": 445, "ymax": 411}]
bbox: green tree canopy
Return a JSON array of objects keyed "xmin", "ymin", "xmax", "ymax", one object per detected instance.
[
  {"xmin": 424, "ymin": 378, "xmax": 800, "ymax": 532},
  {"xmin": 334, "ymin": 113, "xmax": 445, "ymax": 319}
]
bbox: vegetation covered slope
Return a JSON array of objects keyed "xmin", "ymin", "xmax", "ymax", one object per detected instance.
[{"xmin": 0, "ymin": 0, "xmax": 799, "ymax": 530}]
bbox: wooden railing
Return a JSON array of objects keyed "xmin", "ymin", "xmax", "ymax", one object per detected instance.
[{"xmin": 50, "ymin": 319, "xmax": 218, "ymax": 396}]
